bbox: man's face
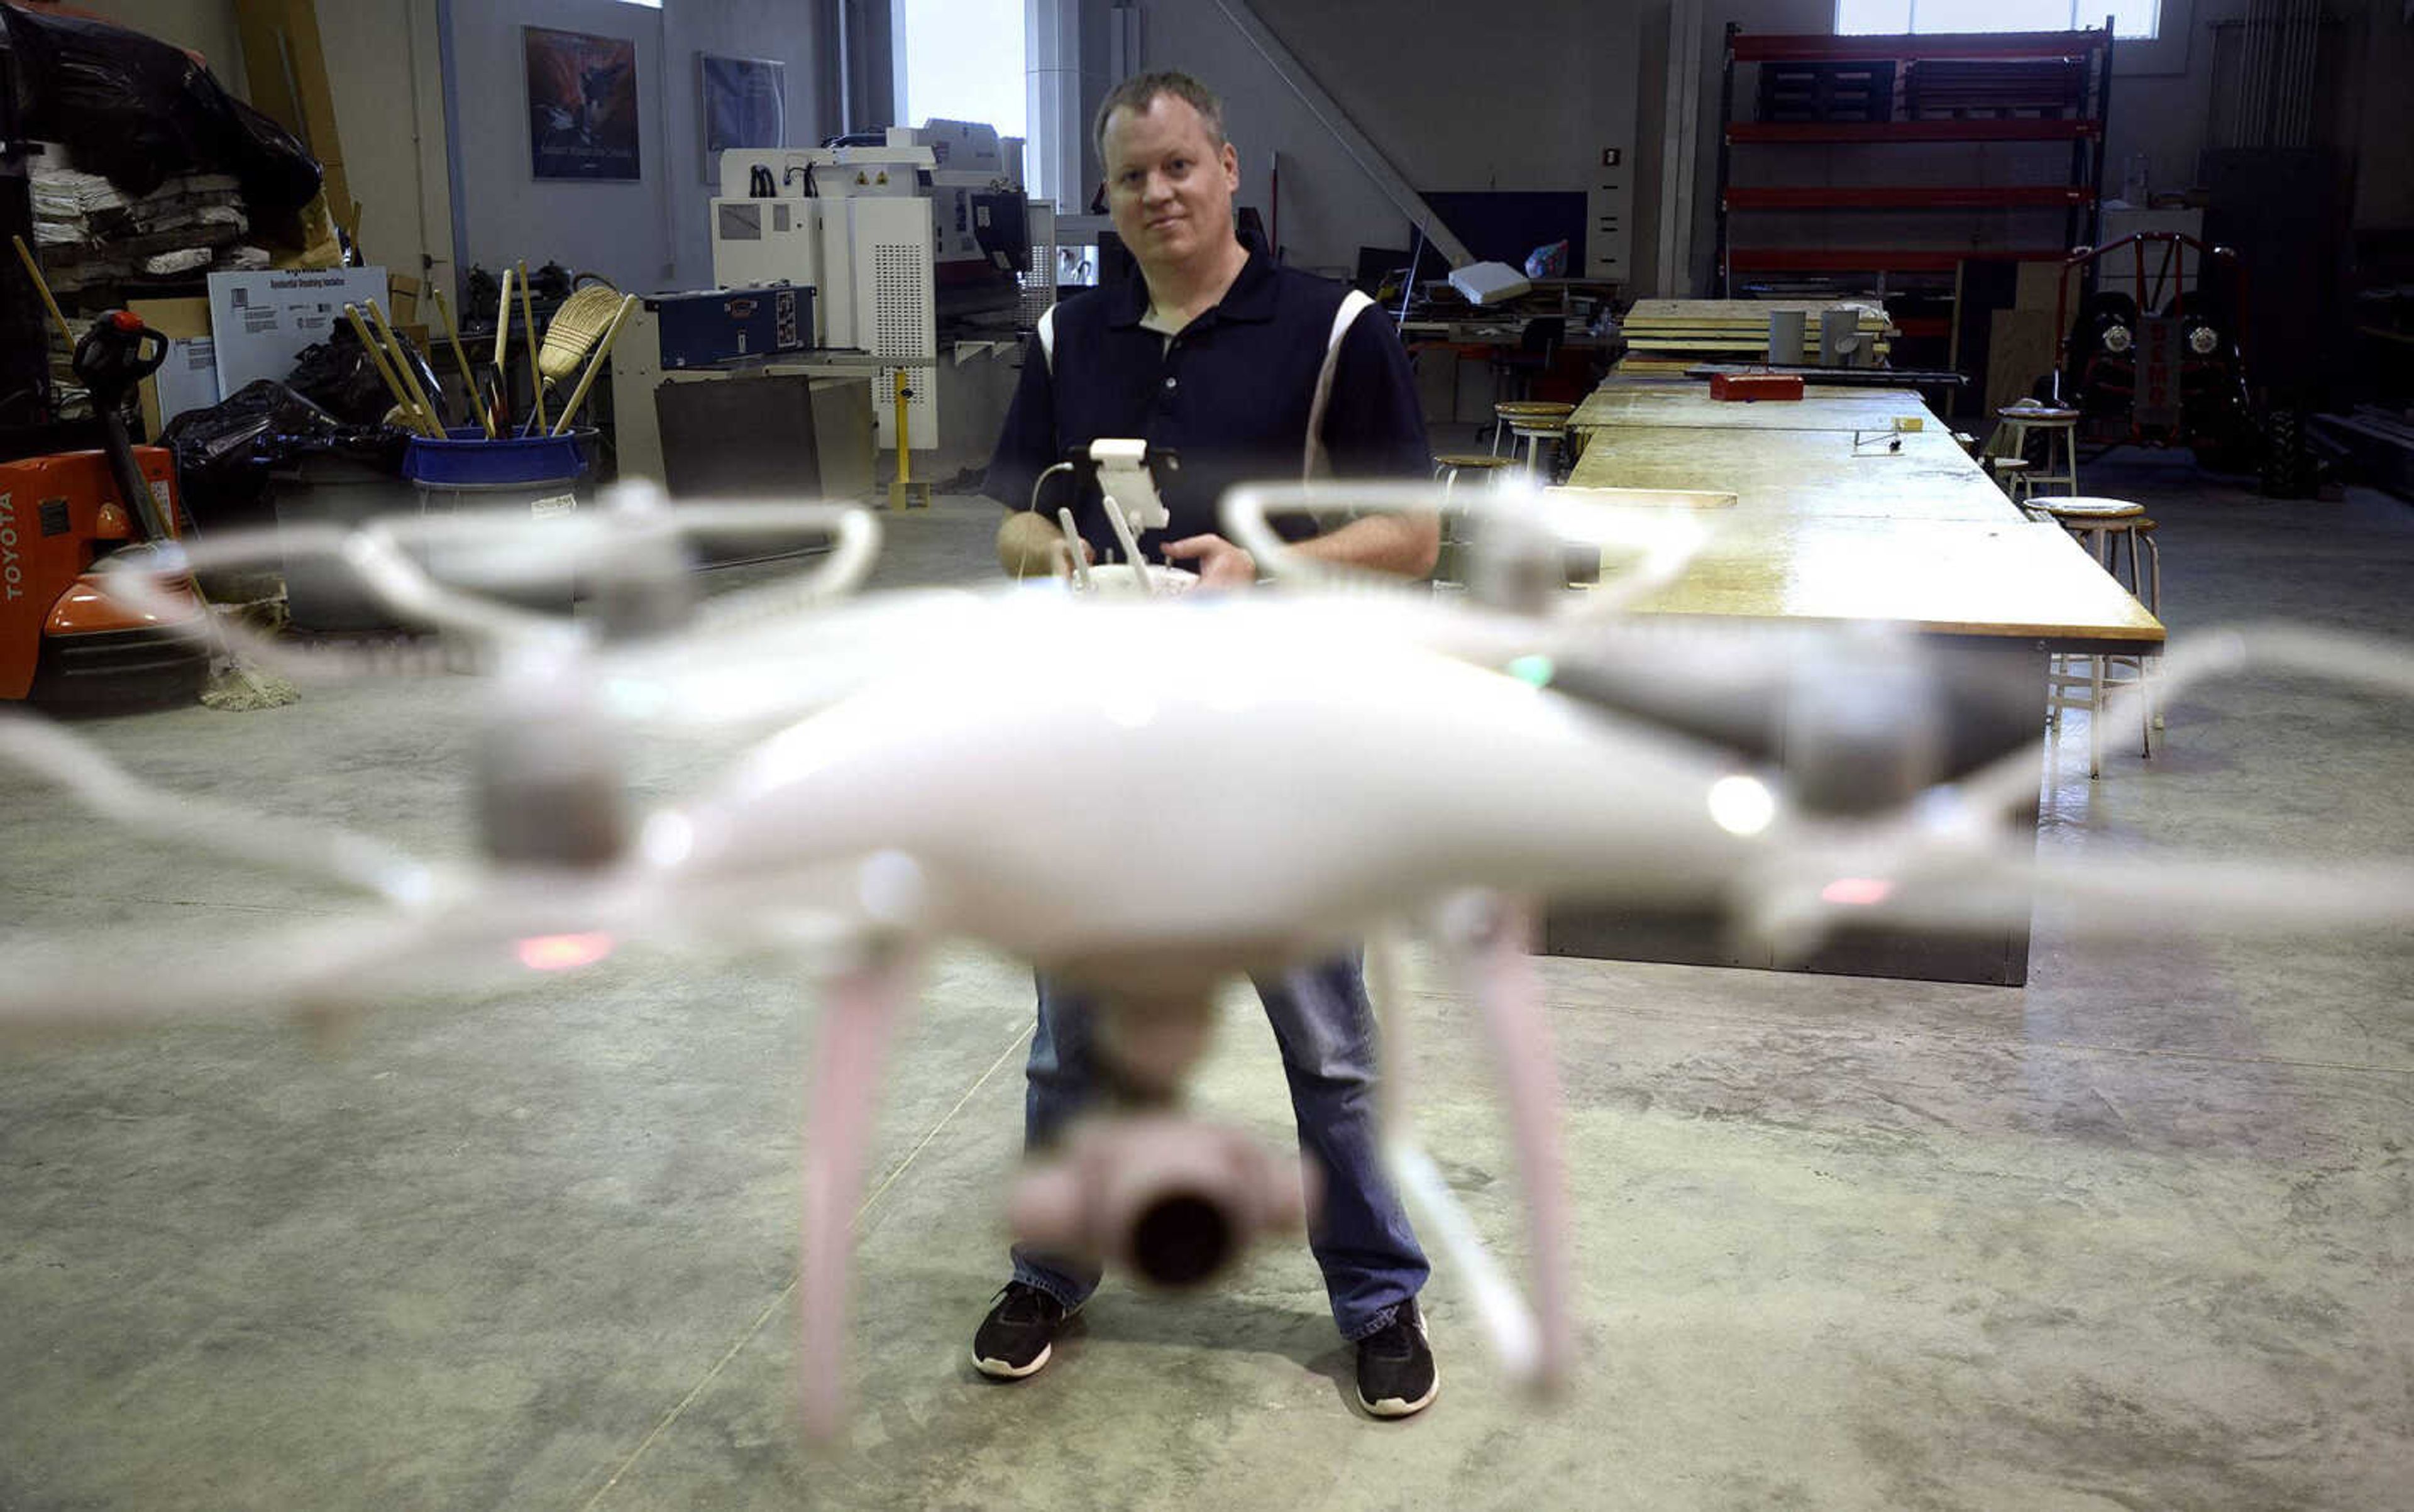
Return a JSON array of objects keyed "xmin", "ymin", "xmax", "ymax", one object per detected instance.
[{"xmin": 1101, "ymin": 93, "xmax": 1240, "ymax": 276}]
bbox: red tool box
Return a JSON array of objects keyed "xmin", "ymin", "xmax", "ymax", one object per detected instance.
[{"xmin": 1709, "ymin": 372, "xmax": 1805, "ymax": 402}]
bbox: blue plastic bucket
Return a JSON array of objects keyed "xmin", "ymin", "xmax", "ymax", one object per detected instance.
[
  {"xmin": 400, "ymin": 428, "xmax": 597, "ymax": 616},
  {"xmin": 400, "ymin": 427, "xmax": 593, "ymax": 491}
]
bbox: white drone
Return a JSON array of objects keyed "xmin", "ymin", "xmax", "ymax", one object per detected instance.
[{"xmin": 3, "ymin": 476, "xmax": 2410, "ymax": 1442}]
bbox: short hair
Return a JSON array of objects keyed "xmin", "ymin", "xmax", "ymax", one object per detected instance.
[{"xmin": 1093, "ymin": 70, "xmax": 1226, "ymax": 163}]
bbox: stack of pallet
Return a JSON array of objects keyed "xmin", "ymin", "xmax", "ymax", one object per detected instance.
[{"xmin": 1616, "ymin": 299, "xmax": 1895, "ymax": 375}]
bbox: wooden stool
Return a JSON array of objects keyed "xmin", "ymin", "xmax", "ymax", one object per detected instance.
[
  {"xmin": 2034, "ymin": 496, "xmax": 2161, "ymax": 778},
  {"xmin": 1995, "ymin": 404, "xmax": 2081, "ymax": 502},
  {"xmin": 1493, "ymin": 400, "xmax": 1574, "ymax": 477},
  {"xmin": 1433, "ymin": 452, "xmax": 1514, "ymax": 488},
  {"xmin": 1430, "ymin": 453, "xmax": 1513, "ymax": 588}
]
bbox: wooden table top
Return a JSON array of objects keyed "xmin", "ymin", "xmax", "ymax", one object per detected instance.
[
  {"xmin": 1568, "ymin": 421, "xmax": 2019, "ymax": 522},
  {"xmin": 1609, "ymin": 515, "xmax": 2164, "ymax": 644},
  {"xmin": 1555, "ymin": 377, "xmax": 2163, "ymax": 646},
  {"xmin": 1570, "ymin": 380, "xmax": 1932, "ymax": 434}
]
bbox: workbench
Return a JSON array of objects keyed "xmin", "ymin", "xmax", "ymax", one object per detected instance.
[
  {"xmin": 1403, "ymin": 317, "xmax": 1618, "ymax": 428},
  {"xmin": 1546, "ymin": 377, "xmax": 2164, "ymax": 985}
]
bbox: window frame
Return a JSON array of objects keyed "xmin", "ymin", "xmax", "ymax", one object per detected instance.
[
  {"xmin": 1836, "ymin": 1, "xmax": 2161, "ymax": 42},
  {"xmin": 1835, "ymin": 0, "xmax": 2193, "ymax": 75}
]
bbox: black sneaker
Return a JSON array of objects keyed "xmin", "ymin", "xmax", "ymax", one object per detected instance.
[
  {"xmin": 973, "ymin": 1281, "xmax": 1075, "ymax": 1379},
  {"xmin": 1355, "ymin": 1299, "xmax": 1440, "ymax": 1418}
]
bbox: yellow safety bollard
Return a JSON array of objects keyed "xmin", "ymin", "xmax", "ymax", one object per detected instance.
[{"xmin": 886, "ymin": 367, "xmax": 932, "ymax": 510}]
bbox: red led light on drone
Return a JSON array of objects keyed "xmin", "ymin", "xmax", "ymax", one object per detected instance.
[{"xmin": 515, "ymin": 932, "xmax": 616, "ymax": 971}]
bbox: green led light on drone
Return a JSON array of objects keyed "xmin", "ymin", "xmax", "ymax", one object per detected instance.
[{"xmin": 1507, "ymin": 654, "xmax": 1556, "ymax": 688}]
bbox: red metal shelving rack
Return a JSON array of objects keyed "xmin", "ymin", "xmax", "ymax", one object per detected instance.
[{"xmin": 1714, "ymin": 23, "xmax": 2114, "ymax": 294}]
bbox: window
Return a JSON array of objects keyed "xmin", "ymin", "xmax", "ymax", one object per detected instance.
[
  {"xmin": 896, "ymin": 0, "xmax": 1026, "ymax": 138},
  {"xmin": 1837, "ymin": 0, "xmax": 2158, "ymax": 38}
]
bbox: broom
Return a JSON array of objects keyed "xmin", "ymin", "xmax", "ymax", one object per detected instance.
[
  {"xmin": 549, "ymin": 294, "xmax": 639, "ymax": 436},
  {"xmin": 527, "ymin": 277, "xmax": 626, "ymax": 435}
]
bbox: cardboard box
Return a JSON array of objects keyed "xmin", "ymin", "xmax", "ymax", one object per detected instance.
[{"xmin": 129, "ymin": 297, "xmax": 219, "ymax": 436}]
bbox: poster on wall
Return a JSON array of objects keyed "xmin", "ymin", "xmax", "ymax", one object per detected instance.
[
  {"xmin": 525, "ymin": 26, "xmax": 640, "ymax": 181},
  {"xmin": 700, "ymin": 53, "xmax": 785, "ymax": 183}
]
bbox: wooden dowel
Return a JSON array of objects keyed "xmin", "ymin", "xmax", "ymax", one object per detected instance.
[
  {"xmin": 343, "ymin": 302, "xmax": 436, "ymax": 436},
  {"xmin": 429, "ymin": 285, "xmax": 495, "ymax": 438},
  {"xmin": 365, "ymin": 299, "xmax": 446, "ymax": 436},
  {"xmin": 519, "ymin": 259, "xmax": 548, "ymax": 434}
]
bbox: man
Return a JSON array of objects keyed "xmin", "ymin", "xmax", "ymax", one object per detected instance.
[{"xmin": 976, "ymin": 70, "xmax": 1443, "ymax": 1420}]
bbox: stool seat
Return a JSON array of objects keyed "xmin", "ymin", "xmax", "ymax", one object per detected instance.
[
  {"xmin": 1494, "ymin": 401, "xmax": 1574, "ymax": 419},
  {"xmin": 2037, "ymin": 495, "xmax": 2145, "ymax": 520},
  {"xmin": 1991, "ymin": 407, "xmax": 2081, "ymax": 504},
  {"xmin": 2036, "ymin": 498, "xmax": 2163, "ymax": 779},
  {"xmin": 1433, "ymin": 452, "xmax": 1513, "ymax": 470}
]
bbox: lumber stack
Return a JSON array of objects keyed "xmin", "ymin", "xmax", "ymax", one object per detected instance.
[{"xmin": 1617, "ymin": 298, "xmax": 1895, "ymax": 375}]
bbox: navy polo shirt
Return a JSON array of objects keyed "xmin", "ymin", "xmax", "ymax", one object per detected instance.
[{"xmin": 983, "ymin": 250, "xmax": 1432, "ymax": 561}]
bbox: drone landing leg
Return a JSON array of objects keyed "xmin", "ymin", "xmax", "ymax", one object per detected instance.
[
  {"xmin": 796, "ymin": 942, "xmax": 919, "ymax": 1440},
  {"xmin": 1441, "ymin": 895, "xmax": 1574, "ymax": 1390}
]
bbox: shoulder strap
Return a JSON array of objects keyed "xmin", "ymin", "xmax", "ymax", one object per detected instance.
[{"xmin": 1303, "ymin": 289, "xmax": 1379, "ymax": 478}]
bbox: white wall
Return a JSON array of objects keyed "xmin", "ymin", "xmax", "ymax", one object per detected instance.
[
  {"xmin": 321, "ymin": 1, "xmax": 451, "ymax": 289},
  {"xmin": 661, "ymin": 0, "xmax": 833, "ymax": 280},
  {"xmin": 443, "ymin": 0, "xmax": 673, "ymax": 292},
  {"xmin": 441, "ymin": 0, "xmax": 828, "ymax": 295},
  {"xmin": 1129, "ymin": 0, "xmax": 1641, "ymax": 279},
  {"xmin": 1129, "ymin": 0, "xmax": 1403, "ymax": 276}
]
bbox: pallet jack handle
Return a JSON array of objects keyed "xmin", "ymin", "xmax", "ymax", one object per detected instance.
[{"xmin": 70, "ymin": 311, "xmax": 177, "ymax": 543}]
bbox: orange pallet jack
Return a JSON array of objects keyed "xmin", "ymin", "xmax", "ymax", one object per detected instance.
[{"xmin": 2, "ymin": 311, "xmax": 209, "ymax": 707}]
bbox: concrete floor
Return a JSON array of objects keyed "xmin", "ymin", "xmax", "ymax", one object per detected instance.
[{"xmin": 2, "ymin": 455, "xmax": 2410, "ymax": 1510}]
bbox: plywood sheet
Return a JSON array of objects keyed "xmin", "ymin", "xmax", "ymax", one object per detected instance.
[
  {"xmin": 1569, "ymin": 422, "xmax": 2020, "ymax": 521},
  {"xmin": 1626, "ymin": 297, "xmax": 1891, "ymax": 331},
  {"xmin": 1551, "ymin": 375, "xmax": 2160, "ymax": 646},
  {"xmin": 1985, "ymin": 309, "xmax": 2060, "ymax": 415},
  {"xmin": 1571, "ymin": 382, "xmax": 1931, "ymax": 433},
  {"xmin": 1615, "ymin": 515, "xmax": 2163, "ymax": 644},
  {"xmin": 2014, "ymin": 260, "xmax": 2066, "ymax": 311}
]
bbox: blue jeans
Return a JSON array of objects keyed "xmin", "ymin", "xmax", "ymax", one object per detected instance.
[{"xmin": 1009, "ymin": 955, "xmax": 1430, "ymax": 1342}]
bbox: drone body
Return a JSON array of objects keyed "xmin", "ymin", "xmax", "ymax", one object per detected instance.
[{"xmin": 670, "ymin": 594, "xmax": 1770, "ymax": 988}]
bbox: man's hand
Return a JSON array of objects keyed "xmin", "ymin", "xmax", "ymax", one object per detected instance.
[
  {"xmin": 996, "ymin": 510, "xmax": 1096, "ymax": 581},
  {"xmin": 1162, "ymin": 533, "xmax": 1258, "ymax": 588}
]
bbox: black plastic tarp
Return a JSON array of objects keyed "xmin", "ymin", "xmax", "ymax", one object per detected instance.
[{"xmin": 0, "ymin": 8, "xmax": 320, "ymax": 212}]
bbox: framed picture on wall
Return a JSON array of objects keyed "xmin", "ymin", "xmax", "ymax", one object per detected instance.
[
  {"xmin": 699, "ymin": 52, "xmax": 786, "ymax": 184},
  {"xmin": 525, "ymin": 26, "xmax": 641, "ymax": 181}
]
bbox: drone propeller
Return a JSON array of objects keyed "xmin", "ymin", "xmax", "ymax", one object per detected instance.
[
  {"xmin": 0, "ymin": 710, "xmax": 438, "ymax": 908},
  {"xmin": 1952, "ymin": 621, "xmax": 2414, "ymax": 822},
  {"xmin": 1223, "ymin": 476, "xmax": 1710, "ymax": 621},
  {"xmin": 92, "ymin": 484, "xmax": 881, "ymax": 685},
  {"xmin": 1733, "ymin": 822, "xmax": 2414, "ymax": 965}
]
